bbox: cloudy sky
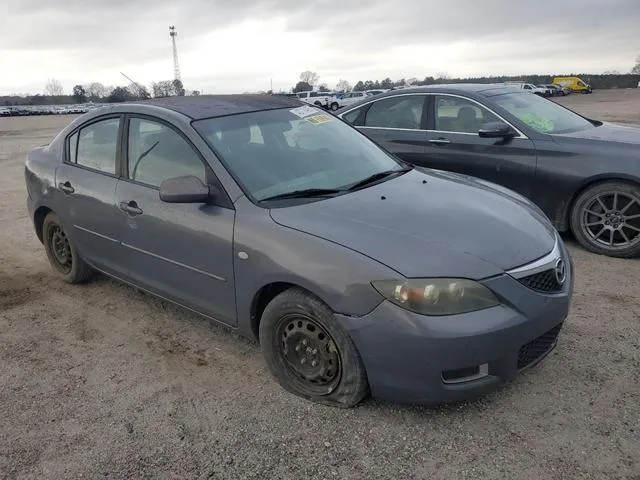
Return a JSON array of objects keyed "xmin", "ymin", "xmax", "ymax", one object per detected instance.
[{"xmin": 1, "ymin": 0, "xmax": 638, "ymax": 95}]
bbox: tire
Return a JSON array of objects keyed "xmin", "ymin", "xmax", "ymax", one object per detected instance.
[
  {"xmin": 259, "ymin": 288, "xmax": 369, "ymax": 408},
  {"xmin": 570, "ymin": 181, "xmax": 640, "ymax": 258},
  {"xmin": 330, "ymin": 102, "xmax": 339, "ymax": 111},
  {"xmin": 43, "ymin": 212, "xmax": 94, "ymax": 283}
]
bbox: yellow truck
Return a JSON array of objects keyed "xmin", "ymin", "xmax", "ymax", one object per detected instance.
[{"xmin": 552, "ymin": 76, "xmax": 592, "ymax": 93}]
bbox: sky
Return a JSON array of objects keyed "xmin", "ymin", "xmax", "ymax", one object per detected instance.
[{"xmin": 1, "ymin": 0, "xmax": 639, "ymax": 95}]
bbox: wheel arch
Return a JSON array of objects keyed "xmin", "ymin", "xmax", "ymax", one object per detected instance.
[
  {"xmin": 561, "ymin": 174, "xmax": 640, "ymax": 232},
  {"xmin": 33, "ymin": 205, "xmax": 53, "ymax": 243},
  {"xmin": 249, "ymin": 281, "xmax": 329, "ymax": 341}
]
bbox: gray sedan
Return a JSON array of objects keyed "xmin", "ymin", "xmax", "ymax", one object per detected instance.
[{"xmin": 25, "ymin": 95, "xmax": 572, "ymax": 407}]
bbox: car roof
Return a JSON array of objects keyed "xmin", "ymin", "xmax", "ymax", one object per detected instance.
[{"xmin": 123, "ymin": 94, "xmax": 304, "ymax": 120}]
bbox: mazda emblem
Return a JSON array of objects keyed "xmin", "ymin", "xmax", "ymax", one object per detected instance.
[{"xmin": 554, "ymin": 258, "xmax": 567, "ymax": 285}]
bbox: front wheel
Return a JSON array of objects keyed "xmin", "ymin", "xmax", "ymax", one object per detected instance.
[
  {"xmin": 259, "ymin": 288, "xmax": 369, "ymax": 408},
  {"xmin": 570, "ymin": 182, "xmax": 640, "ymax": 257},
  {"xmin": 330, "ymin": 102, "xmax": 339, "ymax": 111},
  {"xmin": 43, "ymin": 212, "xmax": 94, "ymax": 283}
]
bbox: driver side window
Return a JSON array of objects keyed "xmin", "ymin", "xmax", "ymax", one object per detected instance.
[
  {"xmin": 127, "ymin": 118, "xmax": 206, "ymax": 188},
  {"xmin": 364, "ymin": 95, "xmax": 425, "ymax": 130}
]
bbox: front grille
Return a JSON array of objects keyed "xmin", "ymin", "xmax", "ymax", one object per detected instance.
[
  {"xmin": 517, "ymin": 323, "xmax": 563, "ymax": 370},
  {"xmin": 518, "ymin": 268, "xmax": 563, "ymax": 293}
]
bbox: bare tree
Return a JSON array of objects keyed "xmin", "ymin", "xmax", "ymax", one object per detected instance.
[
  {"xmin": 85, "ymin": 82, "xmax": 108, "ymax": 99},
  {"xmin": 44, "ymin": 78, "xmax": 64, "ymax": 96},
  {"xmin": 299, "ymin": 71, "xmax": 319, "ymax": 87},
  {"xmin": 335, "ymin": 79, "xmax": 351, "ymax": 92}
]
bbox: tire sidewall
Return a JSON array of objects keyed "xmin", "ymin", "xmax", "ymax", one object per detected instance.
[
  {"xmin": 259, "ymin": 288, "xmax": 369, "ymax": 407},
  {"xmin": 43, "ymin": 213, "xmax": 84, "ymax": 283}
]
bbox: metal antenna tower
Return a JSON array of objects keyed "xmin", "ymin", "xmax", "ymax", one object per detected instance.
[{"xmin": 169, "ymin": 26, "xmax": 181, "ymax": 81}]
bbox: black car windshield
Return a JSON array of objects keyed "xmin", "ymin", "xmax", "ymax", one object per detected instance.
[
  {"xmin": 493, "ymin": 92, "xmax": 595, "ymax": 134},
  {"xmin": 193, "ymin": 106, "xmax": 404, "ymax": 202}
]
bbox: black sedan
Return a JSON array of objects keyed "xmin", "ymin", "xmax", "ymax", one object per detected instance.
[{"xmin": 336, "ymin": 84, "xmax": 640, "ymax": 257}]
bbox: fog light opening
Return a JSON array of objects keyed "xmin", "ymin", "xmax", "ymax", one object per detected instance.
[{"xmin": 442, "ymin": 363, "xmax": 489, "ymax": 384}]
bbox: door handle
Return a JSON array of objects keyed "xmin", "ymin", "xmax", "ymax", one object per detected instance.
[
  {"xmin": 428, "ymin": 138, "xmax": 451, "ymax": 145},
  {"xmin": 119, "ymin": 201, "xmax": 143, "ymax": 216},
  {"xmin": 58, "ymin": 181, "xmax": 75, "ymax": 194}
]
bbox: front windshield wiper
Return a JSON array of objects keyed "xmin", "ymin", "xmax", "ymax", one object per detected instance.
[
  {"xmin": 259, "ymin": 188, "xmax": 345, "ymax": 202},
  {"xmin": 346, "ymin": 167, "xmax": 412, "ymax": 191}
]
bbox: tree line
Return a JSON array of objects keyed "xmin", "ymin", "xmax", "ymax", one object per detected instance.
[
  {"xmin": 1, "ymin": 78, "xmax": 200, "ymax": 106},
  {"xmin": 290, "ymin": 71, "xmax": 640, "ymax": 94}
]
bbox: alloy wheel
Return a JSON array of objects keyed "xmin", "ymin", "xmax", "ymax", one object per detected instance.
[{"xmin": 581, "ymin": 191, "xmax": 640, "ymax": 249}]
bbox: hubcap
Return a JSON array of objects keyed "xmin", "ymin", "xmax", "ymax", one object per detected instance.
[
  {"xmin": 581, "ymin": 191, "xmax": 640, "ymax": 249},
  {"xmin": 278, "ymin": 315, "xmax": 341, "ymax": 395},
  {"xmin": 49, "ymin": 225, "xmax": 72, "ymax": 273}
]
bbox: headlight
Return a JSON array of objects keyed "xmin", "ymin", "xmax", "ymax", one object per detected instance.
[{"xmin": 372, "ymin": 278, "xmax": 500, "ymax": 316}]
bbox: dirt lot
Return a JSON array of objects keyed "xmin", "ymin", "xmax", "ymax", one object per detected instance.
[
  {"xmin": 554, "ymin": 88, "xmax": 640, "ymax": 124},
  {"xmin": 1, "ymin": 98, "xmax": 639, "ymax": 480}
]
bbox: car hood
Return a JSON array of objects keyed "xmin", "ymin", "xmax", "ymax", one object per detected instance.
[
  {"xmin": 269, "ymin": 169, "xmax": 556, "ymax": 279},
  {"xmin": 555, "ymin": 122, "xmax": 640, "ymax": 145}
]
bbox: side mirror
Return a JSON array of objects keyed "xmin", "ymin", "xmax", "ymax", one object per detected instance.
[
  {"xmin": 159, "ymin": 175, "xmax": 211, "ymax": 203},
  {"xmin": 478, "ymin": 122, "xmax": 515, "ymax": 138}
]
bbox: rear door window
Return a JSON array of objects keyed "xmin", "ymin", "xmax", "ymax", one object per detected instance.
[
  {"xmin": 364, "ymin": 95, "xmax": 426, "ymax": 130},
  {"xmin": 75, "ymin": 118, "xmax": 120, "ymax": 174}
]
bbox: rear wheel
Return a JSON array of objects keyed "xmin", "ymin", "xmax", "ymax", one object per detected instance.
[
  {"xmin": 43, "ymin": 212, "xmax": 93, "ymax": 283},
  {"xmin": 570, "ymin": 182, "xmax": 640, "ymax": 257},
  {"xmin": 330, "ymin": 102, "xmax": 339, "ymax": 111},
  {"xmin": 259, "ymin": 288, "xmax": 369, "ymax": 408}
]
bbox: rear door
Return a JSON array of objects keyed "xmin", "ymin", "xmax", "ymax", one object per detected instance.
[
  {"xmin": 341, "ymin": 93, "xmax": 428, "ymax": 164},
  {"xmin": 54, "ymin": 115, "xmax": 127, "ymax": 276},
  {"xmin": 422, "ymin": 94, "xmax": 538, "ymax": 197},
  {"xmin": 115, "ymin": 115, "xmax": 237, "ymax": 325}
]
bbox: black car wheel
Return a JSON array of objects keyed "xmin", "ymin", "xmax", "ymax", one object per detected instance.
[
  {"xmin": 330, "ymin": 102, "xmax": 339, "ymax": 111},
  {"xmin": 570, "ymin": 182, "xmax": 640, "ymax": 257},
  {"xmin": 259, "ymin": 288, "xmax": 369, "ymax": 408},
  {"xmin": 43, "ymin": 212, "xmax": 94, "ymax": 283}
]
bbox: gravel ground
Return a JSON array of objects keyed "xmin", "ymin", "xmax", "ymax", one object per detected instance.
[{"xmin": 1, "ymin": 97, "xmax": 639, "ymax": 480}]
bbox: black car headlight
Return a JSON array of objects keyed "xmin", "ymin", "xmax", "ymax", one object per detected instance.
[{"xmin": 372, "ymin": 278, "xmax": 500, "ymax": 316}]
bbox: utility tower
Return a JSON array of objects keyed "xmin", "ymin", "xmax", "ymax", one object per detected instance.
[{"xmin": 169, "ymin": 25, "xmax": 181, "ymax": 81}]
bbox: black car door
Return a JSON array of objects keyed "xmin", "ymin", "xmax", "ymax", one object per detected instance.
[
  {"xmin": 115, "ymin": 115, "xmax": 237, "ymax": 325},
  {"xmin": 54, "ymin": 115, "xmax": 127, "ymax": 277},
  {"xmin": 341, "ymin": 94, "xmax": 429, "ymax": 164},
  {"xmin": 422, "ymin": 94, "xmax": 538, "ymax": 198}
]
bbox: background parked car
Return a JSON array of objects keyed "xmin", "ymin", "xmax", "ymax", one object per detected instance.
[
  {"xmin": 504, "ymin": 82, "xmax": 548, "ymax": 96},
  {"xmin": 337, "ymin": 91, "xmax": 369, "ymax": 108},
  {"xmin": 553, "ymin": 76, "xmax": 593, "ymax": 94},
  {"xmin": 337, "ymin": 84, "xmax": 640, "ymax": 257},
  {"xmin": 296, "ymin": 90, "xmax": 338, "ymax": 110}
]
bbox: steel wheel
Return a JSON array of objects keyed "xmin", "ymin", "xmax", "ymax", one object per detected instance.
[
  {"xmin": 277, "ymin": 314, "xmax": 342, "ymax": 396},
  {"xmin": 48, "ymin": 225, "xmax": 73, "ymax": 274},
  {"xmin": 581, "ymin": 191, "xmax": 640, "ymax": 250}
]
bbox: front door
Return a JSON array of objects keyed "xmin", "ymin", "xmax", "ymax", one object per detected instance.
[
  {"xmin": 54, "ymin": 115, "xmax": 126, "ymax": 277},
  {"xmin": 422, "ymin": 94, "xmax": 538, "ymax": 198},
  {"xmin": 115, "ymin": 116, "xmax": 237, "ymax": 325},
  {"xmin": 343, "ymin": 94, "xmax": 428, "ymax": 164}
]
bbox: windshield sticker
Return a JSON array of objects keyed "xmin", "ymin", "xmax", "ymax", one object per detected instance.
[
  {"xmin": 289, "ymin": 105, "xmax": 319, "ymax": 118},
  {"xmin": 305, "ymin": 114, "xmax": 332, "ymax": 125}
]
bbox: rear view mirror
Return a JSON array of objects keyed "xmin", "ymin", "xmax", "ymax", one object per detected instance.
[
  {"xmin": 478, "ymin": 122, "xmax": 515, "ymax": 138},
  {"xmin": 159, "ymin": 175, "xmax": 211, "ymax": 203}
]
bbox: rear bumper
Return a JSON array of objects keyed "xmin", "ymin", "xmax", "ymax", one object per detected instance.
[{"xmin": 336, "ymin": 266, "xmax": 572, "ymax": 406}]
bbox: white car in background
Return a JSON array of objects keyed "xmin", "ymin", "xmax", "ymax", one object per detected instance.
[
  {"xmin": 296, "ymin": 91, "xmax": 340, "ymax": 110},
  {"xmin": 337, "ymin": 91, "xmax": 369, "ymax": 108},
  {"xmin": 504, "ymin": 82, "xmax": 548, "ymax": 97}
]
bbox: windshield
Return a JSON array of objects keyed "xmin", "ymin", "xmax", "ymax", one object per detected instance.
[
  {"xmin": 493, "ymin": 92, "xmax": 595, "ymax": 134},
  {"xmin": 193, "ymin": 106, "xmax": 403, "ymax": 202}
]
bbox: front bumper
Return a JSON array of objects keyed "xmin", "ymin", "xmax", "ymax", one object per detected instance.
[{"xmin": 336, "ymin": 255, "xmax": 573, "ymax": 406}]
